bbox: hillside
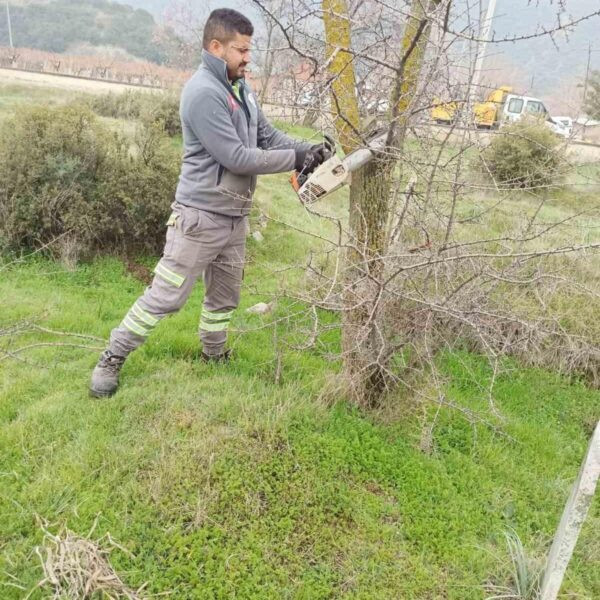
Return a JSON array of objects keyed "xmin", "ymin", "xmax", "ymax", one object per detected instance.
[
  {"xmin": 0, "ymin": 0, "xmax": 165, "ymax": 64},
  {"xmin": 122, "ymin": 0, "xmax": 258, "ymax": 22},
  {"xmin": 3, "ymin": 0, "xmax": 596, "ymax": 98},
  {"xmin": 121, "ymin": 0, "xmax": 600, "ymax": 103},
  {"xmin": 486, "ymin": 0, "xmax": 600, "ymax": 97}
]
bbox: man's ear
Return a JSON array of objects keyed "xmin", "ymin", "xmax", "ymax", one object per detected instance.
[{"xmin": 207, "ymin": 39, "xmax": 223, "ymax": 56}]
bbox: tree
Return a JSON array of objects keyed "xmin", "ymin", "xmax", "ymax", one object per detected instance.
[
  {"xmin": 153, "ymin": 0, "xmax": 207, "ymax": 69},
  {"xmin": 583, "ymin": 69, "xmax": 600, "ymax": 119},
  {"xmin": 251, "ymin": 0, "xmax": 287, "ymax": 104},
  {"xmin": 322, "ymin": 0, "xmax": 442, "ymax": 403},
  {"xmin": 250, "ymin": 0, "xmax": 600, "ymax": 408}
]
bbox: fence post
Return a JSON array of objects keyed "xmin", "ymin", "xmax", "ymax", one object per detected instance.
[{"xmin": 540, "ymin": 420, "xmax": 599, "ymax": 600}]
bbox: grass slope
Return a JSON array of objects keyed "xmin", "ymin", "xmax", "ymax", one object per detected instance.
[
  {"xmin": 1, "ymin": 202, "xmax": 598, "ymax": 599},
  {"xmin": 0, "ymin": 82, "xmax": 598, "ymax": 599}
]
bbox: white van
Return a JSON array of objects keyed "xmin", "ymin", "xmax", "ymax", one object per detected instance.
[{"xmin": 501, "ymin": 94, "xmax": 568, "ymax": 137}]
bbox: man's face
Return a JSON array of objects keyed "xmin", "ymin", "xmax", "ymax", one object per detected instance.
[{"xmin": 210, "ymin": 32, "xmax": 252, "ymax": 82}]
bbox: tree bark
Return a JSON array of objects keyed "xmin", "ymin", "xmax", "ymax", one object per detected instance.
[{"xmin": 322, "ymin": 0, "xmax": 441, "ymax": 405}]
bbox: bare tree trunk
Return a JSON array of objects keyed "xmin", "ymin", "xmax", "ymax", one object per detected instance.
[
  {"xmin": 322, "ymin": 0, "xmax": 360, "ymax": 151},
  {"xmin": 342, "ymin": 159, "xmax": 392, "ymax": 404},
  {"xmin": 323, "ymin": 0, "xmax": 440, "ymax": 405}
]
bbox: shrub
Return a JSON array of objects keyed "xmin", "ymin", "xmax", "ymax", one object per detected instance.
[
  {"xmin": 481, "ymin": 117, "xmax": 566, "ymax": 189},
  {"xmin": 0, "ymin": 104, "xmax": 180, "ymax": 260},
  {"xmin": 89, "ymin": 90, "xmax": 148, "ymax": 120},
  {"xmin": 88, "ymin": 90, "xmax": 182, "ymax": 136},
  {"xmin": 148, "ymin": 91, "xmax": 181, "ymax": 137}
]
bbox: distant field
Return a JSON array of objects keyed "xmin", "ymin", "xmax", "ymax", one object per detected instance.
[
  {"xmin": 0, "ymin": 71, "xmax": 164, "ymax": 128},
  {"xmin": 0, "ymin": 67, "xmax": 162, "ymax": 94},
  {"xmin": 0, "ymin": 80, "xmax": 73, "ymax": 113}
]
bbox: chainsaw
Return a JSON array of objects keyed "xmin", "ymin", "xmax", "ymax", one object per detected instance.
[{"xmin": 290, "ymin": 129, "xmax": 388, "ymax": 205}]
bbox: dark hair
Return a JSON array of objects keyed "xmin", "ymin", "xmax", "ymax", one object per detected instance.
[{"xmin": 202, "ymin": 9, "xmax": 254, "ymax": 50}]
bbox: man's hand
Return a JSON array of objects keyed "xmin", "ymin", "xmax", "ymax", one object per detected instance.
[{"xmin": 294, "ymin": 139, "xmax": 334, "ymax": 177}]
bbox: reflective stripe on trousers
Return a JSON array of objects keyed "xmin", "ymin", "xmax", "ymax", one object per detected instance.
[{"xmin": 108, "ymin": 202, "xmax": 246, "ymax": 358}]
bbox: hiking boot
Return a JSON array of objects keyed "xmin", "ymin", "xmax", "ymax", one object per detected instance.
[
  {"xmin": 201, "ymin": 349, "xmax": 231, "ymax": 364},
  {"xmin": 89, "ymin": 350, "xmax": 126, "ymax": 397}
]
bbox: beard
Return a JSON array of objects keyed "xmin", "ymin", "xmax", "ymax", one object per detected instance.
[{"xmin": 229, "ymin": 63, "xmax": 247, "ymax": 82}]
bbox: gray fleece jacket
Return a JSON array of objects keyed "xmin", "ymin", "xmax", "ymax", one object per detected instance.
[{"xmin": 175, "ymin": 50, "xmax": 312, "ymax": 216}]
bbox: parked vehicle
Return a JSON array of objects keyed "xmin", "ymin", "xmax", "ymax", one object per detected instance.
[
  {"xmin": 431, "ymin": 86, "xmax": 513, "ymax": 128},
  {"xmin": 553, "ymin": 116, "xmax": 573, "ymax": 137},
  {"xmin": 502, "ymin": 94, "xmax": 568, "ymax": 137},
  {"xmin": 431, "ymin": 86, "xmax": 568, "ymax": 137}
]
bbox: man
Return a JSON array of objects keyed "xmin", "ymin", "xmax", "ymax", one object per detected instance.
[{"xmin": 90, "ymin": 8, "xmax": 330, "ymax": 397}]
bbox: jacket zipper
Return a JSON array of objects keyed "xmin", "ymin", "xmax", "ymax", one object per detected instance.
[{"xmin": 234, "ymin": 84, "xmax": 251, "ymax": 125}]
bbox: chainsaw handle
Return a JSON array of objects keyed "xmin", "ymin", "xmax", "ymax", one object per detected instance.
[
  {"xmin": 291, "ymin": 134, "xmax": 335, "ymax": 194},
  {"xmin": 323, "ymin": 134, "xmax": 336, "ymax": 157},
  {"xmin": 290, "ymin": 170, "xmax": 308, "ymax": 192}
]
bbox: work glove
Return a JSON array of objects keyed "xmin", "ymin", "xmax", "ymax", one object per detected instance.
[{"xmin": 294, "ymin": 139, "xmax": 334, "ymax": 176}]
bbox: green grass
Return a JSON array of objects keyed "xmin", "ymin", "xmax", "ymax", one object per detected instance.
[
  {"xmin": 1, "ymin": 229, "xmax": 598, "ymax": 599},
  {"xmin": 272, "ymin": 119, "xmax": 325, "ymax": 143},
  {"xmin": 0, "ymin": 83, "xmax": 599, "ymax": 599}
]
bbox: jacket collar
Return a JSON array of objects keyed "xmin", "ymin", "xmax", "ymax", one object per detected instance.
[{"xmin": 201, "ymin": 49, "xmax": 245, "ymax": 90}]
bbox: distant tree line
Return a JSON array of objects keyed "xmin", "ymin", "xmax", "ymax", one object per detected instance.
[{"xmin": 0, "ymin": 0, "xmax": 168, "ymax": 64}]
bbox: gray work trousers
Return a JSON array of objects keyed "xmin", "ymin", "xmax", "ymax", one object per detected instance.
[{"xmin": 108, "ymin": 202, "xmax": 246, "ymax": 358}]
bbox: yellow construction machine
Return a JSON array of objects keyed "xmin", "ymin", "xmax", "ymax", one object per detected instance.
[{"xmin": 431, "ymin": 86, "xmax": 513, "ymax": 128}]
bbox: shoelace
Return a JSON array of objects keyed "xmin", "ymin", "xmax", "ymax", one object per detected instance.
[{"xmin": 99, "ymin": 354, "xmax": 125, "ymax": 374}]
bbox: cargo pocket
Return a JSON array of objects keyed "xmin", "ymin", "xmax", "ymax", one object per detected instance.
[
  {"xmin": 163, "ymin": 212, "xmax": 179, "ymax": 256},
  {"xmin": 161, "ymin": 209, "xmax": 201, "ymax": 270}
]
